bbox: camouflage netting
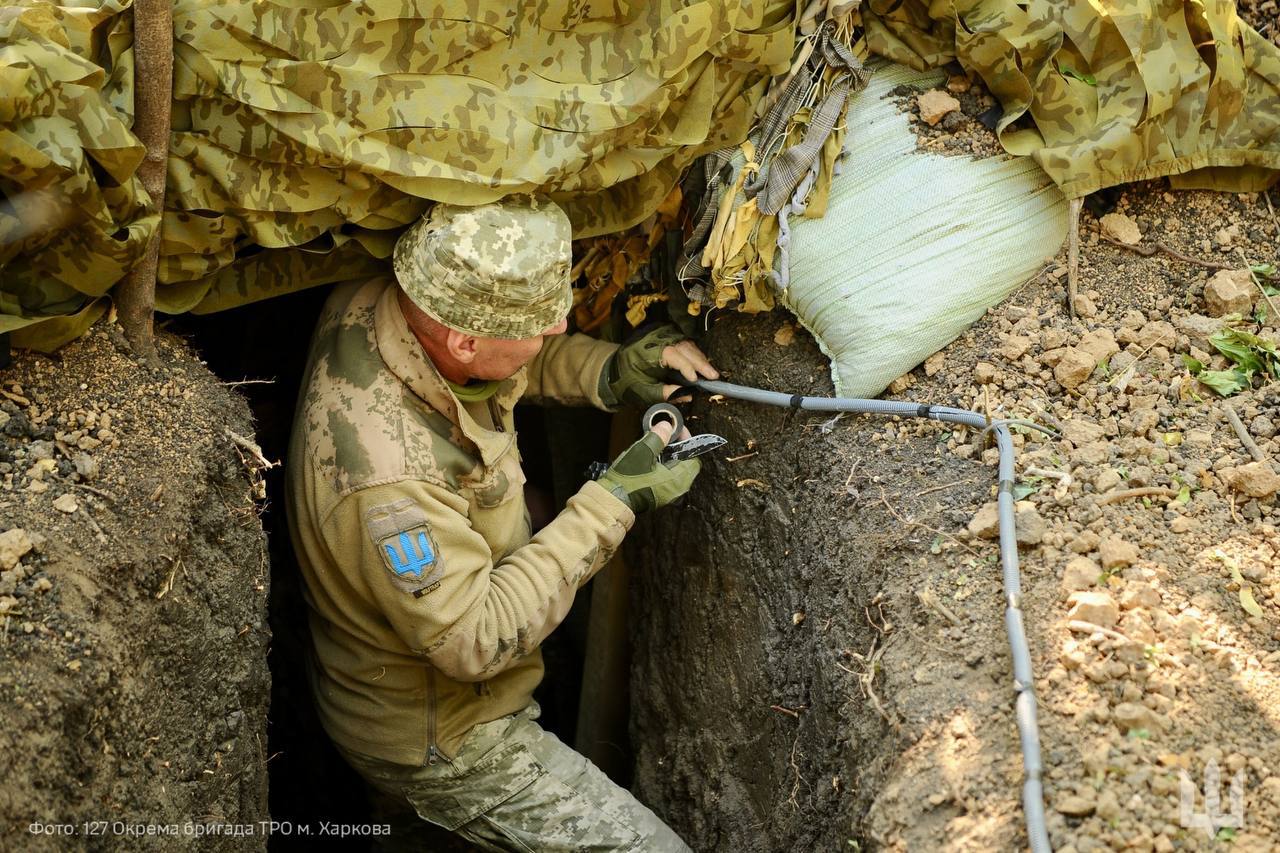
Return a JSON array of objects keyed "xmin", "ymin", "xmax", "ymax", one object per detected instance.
[
  {"xmin": 2, "ymin": 0, "xmax": 1279, "ymax": 350},
  {"xmin": 0, "ymin": 0, "xmax": 796, "ymax": 349},
  {"xmin": 0, "ymin": 0, "xmax": 143, "ymax": 347},
  {"xmin": 860, "ymin": 0, "xmax": 1280, "ymax": 199}
]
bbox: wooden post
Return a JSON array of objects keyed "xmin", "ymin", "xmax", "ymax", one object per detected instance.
[
  {"xmin": 117, "ymin": 0, "xmax": 173, "ymax": 360},
  {"xmin": 1066, "ymin": 197, "xmax": 1082, "ymax": 320},
  {"xmin": 575, "ymin": 411, "xmax": 640, "ymax": 782}
]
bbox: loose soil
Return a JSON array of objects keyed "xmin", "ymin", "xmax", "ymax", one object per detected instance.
[
  {"xmin": 630, "ymin": 97, "xmax": 1280, "ymax": 853},
  {"xmin": 1240, "ymin": 0, "xmax": 1279, "ymax": 47},
  {"xmin": 0, "ymin": 328, "xmax": 270, "ymax": 851}
]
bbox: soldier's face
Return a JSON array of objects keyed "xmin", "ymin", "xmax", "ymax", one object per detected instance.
[{"xmin": 469, "ymin": 316, "xmax": 569, "ymax": 380}]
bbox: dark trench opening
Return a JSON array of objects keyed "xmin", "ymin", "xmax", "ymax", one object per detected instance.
[{"xmin": 172, "ymin": 288, "xmax": 620, "ymax": 850}]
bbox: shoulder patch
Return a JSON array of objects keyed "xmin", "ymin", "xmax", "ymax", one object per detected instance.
[{"xmin": 365, "ymin": 499, "xmax": 444, "ymax": 598}]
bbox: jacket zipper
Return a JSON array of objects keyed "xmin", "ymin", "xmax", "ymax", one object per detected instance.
[
  {"xmin": 488, "ymin": 397, "xmax": 505, "ymax": 433},
  {"xmin": 426, "ymin": 667, "xmax": 440, "ymax": 766}
]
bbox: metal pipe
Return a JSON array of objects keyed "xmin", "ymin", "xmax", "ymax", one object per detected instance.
[{"xmin": 691, "ymin": 379, "xmax": 1053, "ymax": 853}]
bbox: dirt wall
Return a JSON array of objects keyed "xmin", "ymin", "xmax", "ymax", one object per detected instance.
[
  {"xmin": 629, "ymin": 311, "xmax": 1029, "ymax": 851},
  {"xmin": 0, "ymin": 329, "xmax": 270, "ymax": 851}
]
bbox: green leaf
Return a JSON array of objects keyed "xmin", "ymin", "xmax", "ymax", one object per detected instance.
[
  {"xmin": 1175, "ymin": 484, "xmax": 1191, "ymax": 505},
  {"xmin": 1216, "ymin": 826, "xmax": 1237, "ymax": 842},
  {"xmin": 1211, "ymin": 329, "xmax": 1280, "ymax": 378},
  {"xmin": 1251, "ymin": 262, "xmax": 1276, "ymax": 279},
  {"xmin": 1058, "ymin": 64, "xmax": 1097, "ymax": 85},
  {"xmin": 1012, "ymin": 482, "xmax": 1039, "ymax": 500},
  {"xmin": 1182, "ymin": 354, "xmax": 1205, "ymax": 373},
  {"xmin": 1196, "ymin": 369, "xmax": 1251, "ymax": 396},
  {"xmin": 1211, "ymin": 331, "xmax": 1264, "ymax": 374}
]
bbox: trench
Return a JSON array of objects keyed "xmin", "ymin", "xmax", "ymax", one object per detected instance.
[
  {"xmin": 628, "ymin": 317, "xmax": 880, "ymax": 850},
  {"xmin": 626, "ymin": 310, "xmax": 1013, "ymax": 851},
  {"xmin": 175, "ymin": 297, "xmax": 988, "ymax": 851},
  {"xmin": 174, "ymin": 291, "xmax": 616, "ymax": 850},
  {"xmin": 173, "ymin": 290, "xmax": 375, "ymax": 846}
]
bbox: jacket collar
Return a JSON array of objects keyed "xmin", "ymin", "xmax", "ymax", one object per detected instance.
[{"xmin": 373, "ymin": 284, "xmax": 524, "ymax": 467}]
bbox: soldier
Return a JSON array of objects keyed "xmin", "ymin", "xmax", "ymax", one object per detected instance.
[{"xmin": 286, "ymin": 195, "xmax": 718, "ymax": 851}]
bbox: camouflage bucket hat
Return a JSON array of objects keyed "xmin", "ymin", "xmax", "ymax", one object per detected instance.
[{"xmin": 393, "ymin": 196, "xmax": 573, "ymax": 340}]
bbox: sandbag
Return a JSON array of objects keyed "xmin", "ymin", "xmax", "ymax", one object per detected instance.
[{"xmin": 783, "ymin": 62, "xmax": 1069, "ymax": 397}]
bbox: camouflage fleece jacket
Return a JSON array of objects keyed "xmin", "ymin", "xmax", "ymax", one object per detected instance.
[{"xmin": 286, "ymin": 277, "xmax": 631, "ymax": 765}]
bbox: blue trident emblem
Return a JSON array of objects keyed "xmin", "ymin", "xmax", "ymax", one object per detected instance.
[{"xmin": 383, "ymin": 531, "xmax": 436, "ymax": 578}]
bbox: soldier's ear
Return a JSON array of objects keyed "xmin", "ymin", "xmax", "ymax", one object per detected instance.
[{"xmin": 446, "ymin": 329, "xmax": 479, "ymax": 364}]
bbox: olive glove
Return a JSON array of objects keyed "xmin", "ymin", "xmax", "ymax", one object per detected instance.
[
  {"xmin": 599, "ymin": 325, "xmax": 688, "ymax": 407},
  {"xmin": 597, "ymin": 431, "xmax": 701, "ymax": 513}
]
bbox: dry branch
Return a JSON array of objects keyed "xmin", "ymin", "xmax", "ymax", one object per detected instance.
[
  {"xmin": 1223, "ymin": 402, "xmax": 1267, "ymax": 464},
  {"xmin": 1067, "ymin": 198, "xmax": 1081, "ymax": 318},
  {"xmin": 226, "ymin": 428, "xmax": 278, "ymax": 470},
  {"xmin": 1096, "ymin": 486, "xmax": 1179, "ymax": 506},
  {"xmin": 1100, "ymin": 235, "xmax": 1229, "ymax": 270}
]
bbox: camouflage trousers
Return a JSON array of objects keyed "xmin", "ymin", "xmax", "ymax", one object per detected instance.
[{"xmin": 338, "ymin": 705, "xmax": 691, "ymax": 852}]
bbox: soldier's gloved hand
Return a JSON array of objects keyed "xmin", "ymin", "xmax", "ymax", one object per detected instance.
[
  {"xmin": 596, "ymin": 427, "xmax": 701, "ymax": 513},
  {"xmin": 601, "ymin": 324, "xmax": 719, "ymax": 406}
]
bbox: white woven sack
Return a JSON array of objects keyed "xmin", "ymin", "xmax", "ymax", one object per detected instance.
[{"xmin": 783, "ymin": 63, "xmax": 1069, "ymax": 397}]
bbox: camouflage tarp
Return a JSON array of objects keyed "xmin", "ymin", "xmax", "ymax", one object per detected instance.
[
  {"xmin": 0, "ymin": 0, "xmax": 796, "ymax": 349},
  {"xmin": 6, "ymin": 0, "xmax": 1280, "ymax": 351},
  {"xmin": 860, "ymin": 0, "xmax": 1280, "ymax": 199},
  {"xmin": 0, "ymin": 0, "xmax": 146, "ymax": 348}
]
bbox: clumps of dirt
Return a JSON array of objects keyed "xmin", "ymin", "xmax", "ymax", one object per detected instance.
[
  {"xmin": 894, "ymin": 69, "xmax": 1007, "ymax": 160},
  {"xmin": 0, "ymin": 325, "xmax": 270, "ymax": 850}
]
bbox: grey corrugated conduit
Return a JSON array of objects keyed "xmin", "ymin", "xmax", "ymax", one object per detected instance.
[{"xmin": 689, "ymin": 379, "xmax": 1054, "ymax": 853}]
